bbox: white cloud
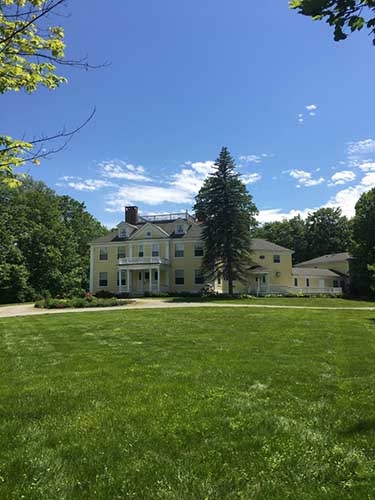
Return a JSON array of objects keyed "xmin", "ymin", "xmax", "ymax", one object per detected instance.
[
  {"xmin": 242, "ymin": 173, "xmax": 261, "ymax": 184},
  {"xmin": 289, "ymin": 169, "xmax": 325, "ymax": 187},
  {"xmin": 306, "ymin": 104, "xmax": 317, "ymax": 111},
  {"xmin": 326, "ymin": 171, "xmax": 375, "ymax": 217},
  {"xmin": 99, "ymin": 160, "xmax": 151, "ymax": 182},
  {"xmin": 359, "ymin": 162, "xmax": 375, "ymax": 171},
  {"xmin": 66, "ymin": 179, "xmax": 114, "ymax": 192},
  {"xmin": 170, "ymin": 160, "xmax": 215, "ymax": 194},
  {"xmin": 106, "ymin": 184, "xmax": 192, "ymax": 211},
  {"xmin": 329, "ymin": 170, "xmax": 356, "ymax": 186},
  {"xmin": 347, "ymin": 139, "xmax": 375, "ymax": 166},
  {"xmin": 298, "ymin": 113, "xmax": 304, "ymax": 123},
  {"xmin": 258, "ymin": 207, "xmax": 313, "ymax": 223},
  {"xmin": 239, "ymin": 154, "xmax": 262, "ymax": 164}
]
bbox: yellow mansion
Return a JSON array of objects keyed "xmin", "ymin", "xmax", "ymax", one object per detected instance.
[{"xmin": 89, "ymin": 207, "xmax": 347, "ymax": 296}]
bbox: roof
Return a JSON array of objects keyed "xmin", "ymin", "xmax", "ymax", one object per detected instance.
[
  {"xmin": 295, "ymin": 252, "xmax": 352, "ymax": 267},
  {"xmin": 292, "ymin": 267, "xmax": 341, "ymax": 277},
  {"xmin": 250, "ymin": 239, "xmax": 293, "ymax": 253},
  {"xmin": 89, "ymin": 220, "xmax": 202, "ymax": 244}
]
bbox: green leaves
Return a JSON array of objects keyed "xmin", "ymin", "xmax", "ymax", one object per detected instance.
[
  {"xmin": 0, "ymin": 1, "xmax": 68, "ymax": 183},
  {"xmin": 290, "ymin": 0, "xmax": 375, "ymax": 45}
]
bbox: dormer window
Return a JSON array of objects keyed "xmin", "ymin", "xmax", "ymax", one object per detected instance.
[
  {"xmin": 176, "ymin": 223, "xmax": 184, "ymax": 235},
  {"xmin": 119, "ymin": 228, "xmax": 128, "ymax": 238}
]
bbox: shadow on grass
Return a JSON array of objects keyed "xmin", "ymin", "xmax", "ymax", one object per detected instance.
[{"xmin": 341, "ymin": 418, "xmax": 375, "ymax": 436}]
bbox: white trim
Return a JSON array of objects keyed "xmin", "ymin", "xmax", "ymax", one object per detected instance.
[
  {"xmin": 89, "ymin": 246, "xmax": 94, "ymax": 292},
  {"xmin": 129, "ymin": 222, "xmax": 169, "ymax": 240}
]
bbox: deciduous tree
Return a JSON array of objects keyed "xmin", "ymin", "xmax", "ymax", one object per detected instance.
[
  {"xmin": 351, "ymin": 188, "xmax": 375, "ymax": 296},
  {"xmin": 290, "ymin": 0, "xmax": 375, "ymax": 45}
]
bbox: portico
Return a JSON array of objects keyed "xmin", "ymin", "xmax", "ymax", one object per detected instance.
[{"xmin": 117, "ymin": 262, "xmax": 170, "ymax": 295}]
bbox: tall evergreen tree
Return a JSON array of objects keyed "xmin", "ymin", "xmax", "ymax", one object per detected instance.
[{"xmin": 194, "ymin": 147, "xmax": 258, "ymax": 296}]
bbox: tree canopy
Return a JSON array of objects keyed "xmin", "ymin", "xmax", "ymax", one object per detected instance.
[
  {"xmin": 254, "ymin": 208, "xmax": 351, "ymax": 264},
  {"xmin": 0, "ymin": 0, "xmax": 97, "ymax": 185},
  {"xmin": 194, "ymin": 147, "xmax": 258, "ymax": 296},
  {"xmin": 290, "ymin": 0, "xmax": 375, "ymax": 45},
  {"xmin": 0, "ymin": 177, "xmax": 106, "ymax": 303},
  {"xmin": 351, "ymin": 187, "xmax": 375, "ymax": 296}
]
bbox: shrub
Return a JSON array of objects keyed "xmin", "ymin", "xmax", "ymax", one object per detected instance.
[
  {"xmin": 95, "ymin": 290, "xmax": 116, "ymax": 299},
  {"xmin": 35, "ymin": 296, "xmax": 132, "ymax": 309}
]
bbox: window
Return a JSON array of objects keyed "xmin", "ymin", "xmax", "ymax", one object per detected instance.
[
  {"xmin": 117, "ymin": 246, "xmax": 126, "ymax": 259},
  {"xmin": 117, "ymin": 271, "xmax": 127, "ymax": 286},
  {"xmin": 333, "ymin": 280, "xmax": 339, "ymax": 288},
  {"xmin": 273, "ymin": 254, "xmax": 281, "ymax": 263},
  {"xmin": 138, "ymin": 245, "xmax": 144, "ymax": 257},
  {"xmin": 99, "ymin": 247, "xmax": 108, "ymax": 261},
  {"xmin": 176, "ymin": 223, "xmax": 184, "ymax": 234},
  {"xmin": 262, "ymin": 275, "xmax": 267, "ymax": 284},
  {"xmin": 152, "ymin": 243, "xmax": 159, "ymax": 257},
  {"xmin": 119, "ymin": 228, "xmax": 127, "ymax": 238},
  {"xmin": 195, "ymin": 269, "xmax": 204, "ymax": 285},
  {"xmin": 145, "ymin": 231, "xmax": 152, "ymax": 238},
  {"xmin": 175, "ymin": 242, "xmax": 184, "ymax": 257},
  {"xmin": 175, "ymin": 269, "xmax": 184, "ymax": 285},
  {"xmin": 306, "ymin": 278, "xmax": 310, "ymax": 287},
  {"xmin": 218, "ymin": 274, "xmax": 222, "ymax": 285},
  {"xmin": 294, "ymin": 278, "xmax": 298, "ymax": 287},
  {"xmin": 194, "ymin": 243, "xmax": 204, "ymax": 257},
  {"xmin": 154, "ymin": 270, "xmax": 158, "ymax": 281},
  {"xmin": 99, "ymin": 272, "xmax": 108, "ymax": 287},
  {"xmin": 259, "ymin": 255, "xmax": 265, "ymax": 260}
]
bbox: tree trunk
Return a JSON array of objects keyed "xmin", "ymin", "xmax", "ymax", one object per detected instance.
[{"xmin": 228, "ymin": 279, "xmax": 234, "ymax": 296}]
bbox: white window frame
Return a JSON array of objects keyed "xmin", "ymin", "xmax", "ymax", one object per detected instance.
[
  {"xmin": 273, "ymin": 254, "xmax": 281, "ymax": 264},
  {"xmin": 138, "ymin": 244, "xmax": 144, "ymax": 257},
  {"xmin": 117, "ymin": 270, "xmax": 127, "ymax": 287},
  {"xmin": 99, "ymin": 272, "xmax": 108, "ymax": 287},
  {"xmin": 194, "ymin": 242, "xmax": 204, "ymax": 257},
  {"xmin": 194, "ymin": 269, "xmax": 204, "ymax": 285},
  {"xmin": 175, "ymin": 269, "xmax": 184, "ymax": 285},
  {"xmin": 119, "ymin": 228, "xmax": 128, "ymax": 238},
  {"xmin": 176, "ymin": 223, "xmax": 185, "ymax": 234},
  {"xmin": 175, "ymin": 242, "xmax": 184, "ymax": 258},
  {"xmin": 152, "ymin": 243, "xmax": 160, "ymax": 257},
  {"xmin": 117, "ymin": 246, "xmax": 126, "ymax": 259},
  {"xmin": 99, "ymin": 247, "xmax": 108, "ymax": 261}
]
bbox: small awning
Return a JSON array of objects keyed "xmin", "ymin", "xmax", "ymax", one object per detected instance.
[{"xmin": 248, "ymin": 265, "xmax": 269, "ymax": 274}]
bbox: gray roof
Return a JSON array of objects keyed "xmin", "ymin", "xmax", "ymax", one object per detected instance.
[
  {"xmin": 292, "ymin": 267, "xmax": 341, "ymax": 277},
  {"xmin": 90, "ymin": 220, "xmax": 202, "ymax": 244},
  {"xmin": 295, "ymin": 252, "xmax": 352, "ymax": 267},
  {"xmin": 250, "ymin": 239, "xmax": 293, "ymax": 253}
]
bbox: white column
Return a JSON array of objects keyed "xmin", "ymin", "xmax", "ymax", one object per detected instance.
[
  {"xmin": 165, "ymin": 241, "xmax": 170, "ymax": 261},
  {"xmin": 127, "ymin": 269, "xmax": 130, "ymax": 293},
  {"xmin": 149, "ymin": 267, "xmax": 152, "ymax": 293},
  {"xmin": 157, "ymin": 266, "xmax": 160, "ymax": 293},
  {"xmin": 89, "ymin": 246, "xmax": 94, "ymax": 293},
  {"xmin": 118, "ymin": 270, "xmax": 121, "ymax": 293},
  {"xmin": 129, "ymin": 245, "xmax": 133, "ymax": 259}
]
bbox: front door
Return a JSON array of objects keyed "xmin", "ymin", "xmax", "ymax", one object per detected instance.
[{"xmin": 138, "ymin": 271, "xmax": 151, "ymax": 294}]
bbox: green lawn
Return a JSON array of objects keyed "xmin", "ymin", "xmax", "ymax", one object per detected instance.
[
  {"xmin": 1, "ymin": 308, "xmax": 375, "ymax": 499},
  {"xmin": 167, "ymin": 296, "xmax": 375, "ymax": 308}
]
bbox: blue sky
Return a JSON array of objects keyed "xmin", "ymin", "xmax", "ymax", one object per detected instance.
[{"xmin": 3, "ymin": 0, "xmax": 375, "ymax": 227}]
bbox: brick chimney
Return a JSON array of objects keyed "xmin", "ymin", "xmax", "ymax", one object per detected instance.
[{"xmin": 125, "ymin": 206, "xmax": 138, "ymax": 225}]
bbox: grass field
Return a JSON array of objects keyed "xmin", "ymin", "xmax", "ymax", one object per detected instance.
[
  {"xmin": 167, "ymin": 296, "xmax": 375, "ymax": 308},
  {"xmin": 1, "ymin": 308, "xmax": 375, "ymax": 499}
]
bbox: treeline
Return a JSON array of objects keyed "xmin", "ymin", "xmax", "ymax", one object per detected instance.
[
  {"xmin": 253, "ymin": 191, "xmax": 375, "ymax": 296},
  {"xmin": 0, "ymin": 178, "xmax": 107, "ymax": 303},
  {"xmin": 253, "ymin": 207, "xmax": 352, "ymax": 264}
]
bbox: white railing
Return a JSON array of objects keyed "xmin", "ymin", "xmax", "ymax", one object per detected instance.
[
  {"xmin": 141, "ymin": 212, "xmax": 189, "ymax": 222},
  {"xmin": 118, "ymin": 283, "xmax": 169, "ymax": 295},
  {"xmin": 118, "ymin": 257, "xmax": 169, "ymax": 265},
  {"xmin": 268, "ymin": 285, "xmax": 343, "ymax": 295}
]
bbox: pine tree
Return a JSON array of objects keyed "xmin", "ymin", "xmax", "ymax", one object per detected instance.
[{"xmin": 194, "ymin": 147, "xmax": 258, "ymax": 296}]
